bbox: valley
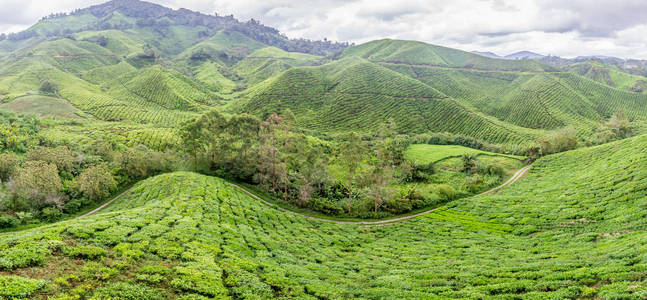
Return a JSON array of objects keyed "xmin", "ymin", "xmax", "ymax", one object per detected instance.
[{"xmin": 0, "ymin": 0, "xmax": 646, "ymax": 298}]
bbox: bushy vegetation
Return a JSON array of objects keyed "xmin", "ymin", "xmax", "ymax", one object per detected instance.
[
  {"xmin": 0, "ymin": 111, "xmax": 184, "ymax": 230},
  {"xmin": 4, "ymin": 132, "xmax": 647, "ymax": 299},
  {"xmin": 3, "ymin": 0, "xmax": 647, "ymax": 297},
  {"xmin": 181, "ymin": 111, "xmax": 518, "ymax": 218}
]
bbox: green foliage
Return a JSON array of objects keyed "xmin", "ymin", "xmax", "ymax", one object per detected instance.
[
  {"xmin": 0, "ymin": 275, "xmax": 46, "ymax": 298},
  {"xmin": 95, "ymin": 282, "xmax": 166, "ymax": 300},
  {"xmin": 76, "ymin": 165, "xmax": 117, "ymax": 201},
  {"xmin": 39, "ymin": 78, "xmax": 59, "ymax": 95},
  {"xmin": 0, "ymin": 145, "xmax": 647, "ymax": 299},
  {"xmin": 40, "ymin": 207, "xmax": 63, "ymax": 222},
  {"xmin": 405, "ymin": 144, "xmax": 524, "ymax": 165},
  {"xmin": 435, "ymin": 184, "xmax": 456, "ymax": 200},
  {"xmin": 537, "ymin": 126, "xmax": 578, "ymax": 155},
  {"xmin": 0, "ymin": 111, "xmax": 40, "ymax": 153},
  {"xmin": 25, "ymin": 146, "xmax": 75, "ymax": 173},
  {"xmin": 63, "ymin": 245, "xmax": 107, "ymax": 259},
  {"xmin": 0, "ymin": 214, "xmax": 19, "ymax": 228},
  {"xmin": 461, "ymin": 154, "xmax": 478, "ymax": 173},
  {"xmin": 8, "ymin": 160, "xmax": 63, "ymax": 209},
  {"xmin": 0, "ymin": 95, "xmax": 86, "ymax": 120},
  {"xmin": 592, "ymin": 110, "xmax": 633, "ymax": 144},
  {"xmin": 341, "ymin": 39, "xmax": 553, "ymax": 72},
  {"xmin": 0, "ymin": 152, "xmax": 19, "ymax": 182},
  {"xmin": 0, "ymin": 242, "xmax": 50, "ymax": 270}
]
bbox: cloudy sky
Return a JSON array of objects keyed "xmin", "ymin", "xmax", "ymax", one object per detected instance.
[{"xmin": 2, "ymin": 0, "xmax": 647, "ymax": 59}]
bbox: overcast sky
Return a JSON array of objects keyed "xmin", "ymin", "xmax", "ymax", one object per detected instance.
[{"xmin": 2, "ymin": 0, "xmax": 647, "ymax": 59}]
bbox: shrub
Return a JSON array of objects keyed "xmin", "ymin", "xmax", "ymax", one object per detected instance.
[
  {"xmin": 0, "ymin": 242, "xmax": 49, "ymax": 270},
  {"xmin": 480, "ymin": 164, "xmax": 504, "ymax": 177},
  {"xmin": 537, "ymin": 126, "xmax": 578, "ymax": 155},
  {"xmin": 0, "ymin": 275, "xmax": 46, "ymax": 298},
  {"xmin": 465, "ymin": 174, "xmax": 485, "ymax": 193},
  {"xmin": 94, "ymin": 282, "xmax": 166, "ymax": 300},
  {"xmin": 39, "ymin": 78, "xmax": 58, "ymax": 95},
  {"xmin": 63, "ymin": 245, "xmax": 107, "ymax": 259},
  {"xmin": 435, "ymin": 184, "xmax": 456, "ymax": 201},
  {"xmin": 170, "ymin": 265, "xmax": 229, "ymax": 297},
  {"xmin": 0, "ymin": 153, "xmax": 19, "ymax": 182},
  {"xmin": 25, "ymin": 146, "xmax": 75, "ymax": 174},
  {"xmin": 461, "ymin": 154, "xmax": 477, "ymax": 173},
  {"xmin": 15, "ymin": 211, "xmax": 33, "ymax": 225},
  {"xmin": 0, "ymin": 214, "xmax": 19, "ymax": 229},
  {"xmin": 40, "ymin": 207, "xmax": 63, "ymax": 222}
]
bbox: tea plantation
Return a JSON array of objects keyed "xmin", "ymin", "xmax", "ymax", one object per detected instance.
[
  {"xmin": 2, "ymin": 0, "xmax": 647, "ymax": 298},
  {"xmin": 2, "ymin": 133, "xmax": 647, "ymax": 298}
]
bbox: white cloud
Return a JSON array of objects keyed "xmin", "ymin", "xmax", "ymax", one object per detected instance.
[{"xmin": 2, "ymin": 0, "xmax": 647, "ymax": 59}]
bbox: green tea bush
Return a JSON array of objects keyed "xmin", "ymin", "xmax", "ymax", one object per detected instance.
[
  {"xmin": 63, "ymin": 245, "xmax": 107, "ymax": 259},
  {"xmin": 0, "ymin": 242, "xmax": 49, "ymax": 270},
  {"xmin": 0, "ymin": 275, "xmax": 46, "ymax": 298},
  {"xmin": 95, "ymin": 282, "xmax": 166, "ymax": 300}
]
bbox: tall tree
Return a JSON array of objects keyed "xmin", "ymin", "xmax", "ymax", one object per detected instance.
[
  {"xmin": 181, "ymin": 118, "xmax": 204, "ymax": 169},
  {"xmin": 77, "ymin": 165, "xmax": 117, "ymax": 201},
  {"xmin": 339, "ymin": 132, "xmax": 363, "ymax": 214},
  {"xmin": 228, "ymin": 114, "xmax": 261, "ymax": 172},
  {"xmin": 0, "ymin": 153, "xmax": 19, "ymax": 183},
  {"xmin": 9, "ymin": 161, "xmax": 62, "ymax": 210}
]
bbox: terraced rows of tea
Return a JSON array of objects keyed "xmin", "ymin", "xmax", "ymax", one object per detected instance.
[
  {"xmin": 245, "ymin": 58, "xmax": 538, "ymax": 144},
  {"xmin": 5, "ymin": 133, "xmax": 647, "ymax": 298}
]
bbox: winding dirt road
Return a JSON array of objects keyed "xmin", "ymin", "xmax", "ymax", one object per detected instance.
[
  {"xmin": 81, "ymin": 165, "xmax": 531, "ymax": 225},
  {"xmin": 228, "ymin": 165, "xmax": 531, "ymax": 225}
]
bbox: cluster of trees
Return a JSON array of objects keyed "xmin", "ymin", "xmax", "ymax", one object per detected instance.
[
  {"xmin": 182, "ymin": 111, "xmax": 430, "ymax": 218},
  {"xmin": 0, "ymin": 125, "xmax": 181, "ymax": 229},
  {"xmin": 0, "ymin": 147, "xmax": 116, "ymax": 227},
  {"xmin": 536, "ymin": 126, "xmax": 579, "ymax": 156},
  {"xmin": 532, "ymin": 111, "xmax": 633, "ymax": 158},
  {"xmin": 591, "ymin": 111, "xmax": 633, "ymax": 145},
  {"xmin": 39, "ymin": 78, "xmax": 59, "ymax": 96},
  {"xmin": 0, "ymin": 111, "xmax": 40, "ymax": 153}
]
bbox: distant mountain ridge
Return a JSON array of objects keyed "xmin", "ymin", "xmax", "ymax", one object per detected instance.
[
  {"xmin": 504, "ymin": 51, "xmax": 545, "ymax": 60},
  {"xmin": 2, "ymin": 0, "xmax": 349, "ymax": 56},
  {"xmin": 471, "ymin": 50, "xmax": 545, "ymax": 60}
]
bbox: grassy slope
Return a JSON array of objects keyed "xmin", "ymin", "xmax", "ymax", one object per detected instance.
[
  {"xmin": 233, "ymin": 46, "xmax": 322, "ymax": 86},
  {"xmin": 404, "ymin": 144, "xmax": 525, "ymax": 164},
  {"xmin": 567, "ymin": 60, "xmax": 647, "ymax": 93},
  {"xmin": 341, "ymin": 39, "xmax": 555, "ymax": 72},
  {"xmin": 4, "ymin": 135, "xmax": 647, "ymax": 298},
  {"xmin": 244, "ymin": 57, "xmax": 539, "ymax": 144},
  {"xmin": 0, "ymin": 95, "xmax": 87, "ymax": 119}
]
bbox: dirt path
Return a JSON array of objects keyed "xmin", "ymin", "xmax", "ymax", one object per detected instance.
[
  {"xmin": 78, "ymin": 165, "xmax": 531, "ymax": 224},
  {"xmin": 228, "ymin": 165, "xmax": 531, "ymax": 226},
  {"xmin": 79, "ymin": 189, "xmax": 132, "ymax": 218}
]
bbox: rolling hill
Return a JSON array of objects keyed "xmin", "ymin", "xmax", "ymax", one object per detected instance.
[
  {"xmin": 4, "ymin": 133, "xmax": 647, "ymax": 298},
  {"xmin": 1, "ymin": 0, "xmax": 646, "ymax": 147}
]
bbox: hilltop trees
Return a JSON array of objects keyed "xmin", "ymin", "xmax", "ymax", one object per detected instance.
[{"xmin": 39, "ymin": 78, "xmax": 59, "ymax": 96}]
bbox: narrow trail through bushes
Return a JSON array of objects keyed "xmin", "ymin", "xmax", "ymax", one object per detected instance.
[{"xmin": 79, "ymin": 165, "xmax": 531, "ymax": 225}]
